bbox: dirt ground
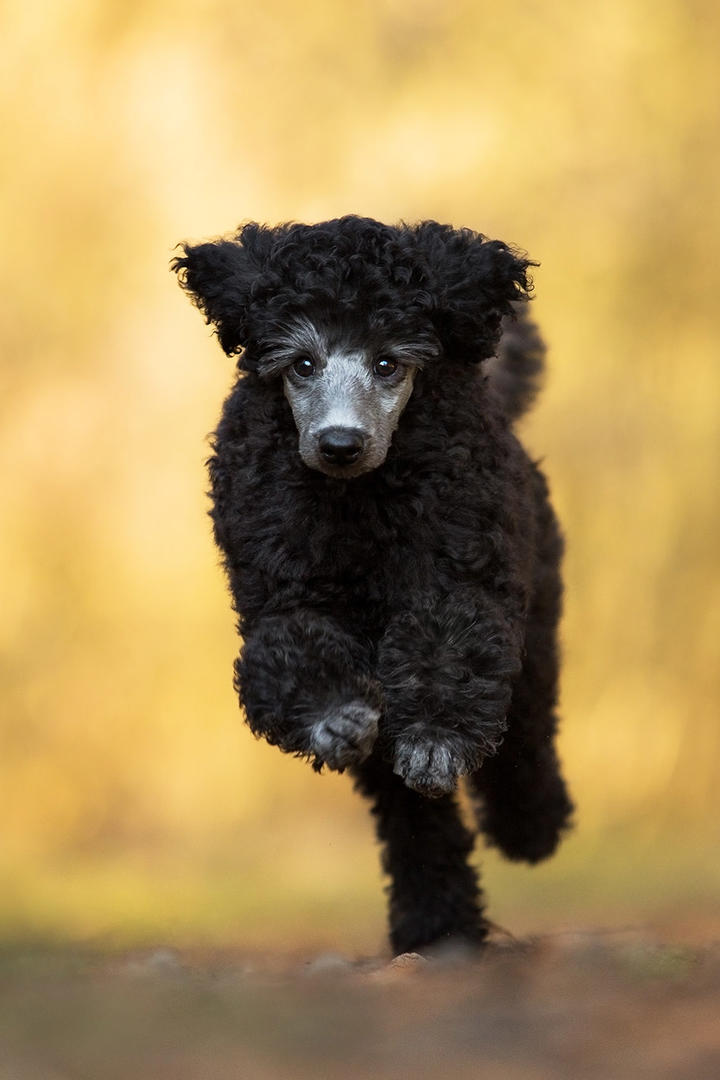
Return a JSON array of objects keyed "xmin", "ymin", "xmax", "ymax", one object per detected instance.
[{"xmin": 1, "ymin": 929, "xmax": 719, "ymax": 1080}]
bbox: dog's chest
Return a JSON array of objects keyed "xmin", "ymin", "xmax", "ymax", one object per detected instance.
[{"xmin": 296, "ymin": 477, "xmax": 481, "ymax": 601}]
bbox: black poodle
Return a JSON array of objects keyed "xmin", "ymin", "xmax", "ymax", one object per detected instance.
[{"xmin": 173, "ymin": 216, "xmax": 573, "ymax": 954}]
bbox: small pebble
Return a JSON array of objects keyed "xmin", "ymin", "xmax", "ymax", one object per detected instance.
[{"xmin": 390, "ymin": 951, "xmax": 429, "ymax": 969}]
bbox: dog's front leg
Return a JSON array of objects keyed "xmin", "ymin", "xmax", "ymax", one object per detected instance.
[
  {"xmin": 378, "ymin": 592, "xmax": 523, "ymax": 797},
  {"xmin": 234, "ymin": 610, "xmax": 382, "ymax": 771}
]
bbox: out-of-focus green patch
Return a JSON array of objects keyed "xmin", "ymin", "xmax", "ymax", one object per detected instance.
[
  {"xmin": 615, "ymin": 944, "xmax": 698, "ymax": 982},
  {"xmin": 2, "ymin": 829, "xmax": 720, "ymax": 952}
]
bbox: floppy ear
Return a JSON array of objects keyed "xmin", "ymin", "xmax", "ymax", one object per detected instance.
[
  {"xmin": 171, "ymin": 236, "xmax": 261, "ymax": 356},
  {"xmin": 412, "ymin": 223, "xmax": 535, "ymax": 362}
]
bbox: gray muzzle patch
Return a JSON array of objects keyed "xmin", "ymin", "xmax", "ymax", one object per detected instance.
[{"xmin": 264, "ymin": 318, "xmax": 435, "ymax": 477}]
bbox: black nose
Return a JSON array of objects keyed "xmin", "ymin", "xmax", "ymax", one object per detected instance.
[{"xmin": 318, "ymin": 427, "xmax": 366, "ymax": 465}]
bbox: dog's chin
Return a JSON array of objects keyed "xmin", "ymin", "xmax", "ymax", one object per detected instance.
[{"xmin": 301, "ymin": 452, "xmax": 385, "ymax": 479}]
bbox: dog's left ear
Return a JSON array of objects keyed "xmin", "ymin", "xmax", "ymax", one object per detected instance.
[
  {"xmin": 171, "ymin": 237, "xmax": 261, "ymax": 356},
  {"xmin": 411, "ymin": 223, "xmax": 535, "ymax": 362}
]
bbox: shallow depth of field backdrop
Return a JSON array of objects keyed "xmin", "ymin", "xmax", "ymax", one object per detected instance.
[{"xmin": 2, "ymin": 0, "xmax": 719, "ymax": 951}]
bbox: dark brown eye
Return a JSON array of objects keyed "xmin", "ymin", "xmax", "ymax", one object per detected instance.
[
  {"xmin": 292, "ymin": 355, "xmax": 315, "ymax": 378},
  {"xmin": 373, "ymin": 356, "xmax": 398, "ymax": 378}
]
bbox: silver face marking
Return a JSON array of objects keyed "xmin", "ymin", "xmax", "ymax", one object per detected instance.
[{"xmin": 262, "ymin": 317, "xmax": 436, "ymax": 477}]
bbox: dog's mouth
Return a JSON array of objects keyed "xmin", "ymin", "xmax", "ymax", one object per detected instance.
[
  {"xmin": 303, "ymin": 452, "xmax": 381, "ymax": 479},
  {"xmin": 298, "ymin": 430, "xmax": 389, "ymax": 478},
  {"xmin": 294, "ymin": 425, "xmax": 388, "ymax": 478},
  {"xmin": 313, "ymin": 461, "xmax": 375, "ymax": 479}
]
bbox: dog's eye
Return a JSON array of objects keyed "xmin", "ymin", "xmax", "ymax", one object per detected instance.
[
  {"xmin": 373, "ymin": 356, "xmax": 398, "ymax": 378},
  {"xmin": 292, "ymin": 355, "xmax": 315, "ymax": 378}
]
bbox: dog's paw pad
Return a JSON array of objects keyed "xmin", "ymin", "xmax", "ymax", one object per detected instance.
[
  {"xmin": 393, "ymin": 732, "xmax": 469, "ymax": 798},
  {"xmin": 310, "ymin": 701, "xmax": 380, "ymax": 770}
]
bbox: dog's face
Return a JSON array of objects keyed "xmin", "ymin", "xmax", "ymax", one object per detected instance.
[
  {"xmin": 173, "ymin": 216, "xmax": 533, "ymax": 474},
  {"xmin": 260, "ymin": 316, "xmax": 437, "ymax": 477}
]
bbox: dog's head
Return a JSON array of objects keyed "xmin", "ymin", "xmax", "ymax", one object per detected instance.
[{"xmin": 173, "ymin": 216, "xmax": 533, "ymax": 477}]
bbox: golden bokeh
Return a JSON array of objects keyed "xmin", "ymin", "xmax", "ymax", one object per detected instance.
[{"xmin": 2, "ymin": 0, "xmax": 718, "ymax": 949}]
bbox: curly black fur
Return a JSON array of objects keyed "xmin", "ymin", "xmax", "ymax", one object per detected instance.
[{"xmin": 173, "ymin": 215, "xmax": 573, "ymax": 954}]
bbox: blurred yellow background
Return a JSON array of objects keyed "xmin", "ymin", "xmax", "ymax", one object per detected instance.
[{"xmin": 2, "ymin": 0, "xmax": 718, "ymax": 951}]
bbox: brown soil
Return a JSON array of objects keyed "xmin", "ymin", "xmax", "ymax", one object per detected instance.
[{"xmin": 1, "ymin": 929, "xmax": 719, "ymax": 1079}]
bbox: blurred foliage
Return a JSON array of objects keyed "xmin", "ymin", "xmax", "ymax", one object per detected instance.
[{"xmin": 1, "ymin": 0, "xmax": 719, "ymax": 946}]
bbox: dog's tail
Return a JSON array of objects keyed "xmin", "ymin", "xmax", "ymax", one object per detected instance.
[{"xmin": 483, "ymin": 303, "xmax": 546, "ymax": 422}]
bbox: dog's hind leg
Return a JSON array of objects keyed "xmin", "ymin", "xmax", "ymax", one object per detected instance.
[
  {"xmin": 469, "ymin": 653, "xmax": 573, "ymax": 863},
  {"xmin": 469, "ymin": 497, "xmax": 573, "ymax": 863},
  {"xmin": 353, "ymin": 753, "xmax": 488, "ymax": 955}
]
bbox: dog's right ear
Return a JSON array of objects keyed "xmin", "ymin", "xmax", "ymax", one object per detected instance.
[{"xmin": 171, "ymin": 238, "xmax": 260, "ymax": 356}]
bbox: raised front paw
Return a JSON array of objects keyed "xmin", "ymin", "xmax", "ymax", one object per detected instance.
[
  {"xmin": 393, "ymin": 729, "xmax": 475, "ymax": 798},
  {"xmin": 309, "ymin": 700, "xmax": 380, "ymax": 771}
]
